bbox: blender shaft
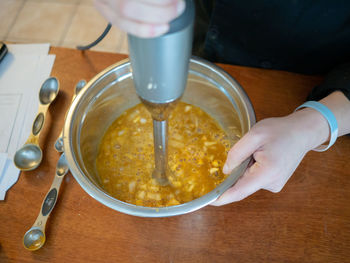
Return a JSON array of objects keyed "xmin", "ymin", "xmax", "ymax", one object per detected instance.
[{"xmin": 152, "ymin": 119, "xmax": 169, "ymax": 186}]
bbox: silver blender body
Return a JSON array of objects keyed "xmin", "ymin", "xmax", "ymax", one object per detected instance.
[{"xmin": 128, "ymin": 0, "xmax": 194, "ymax": 185}]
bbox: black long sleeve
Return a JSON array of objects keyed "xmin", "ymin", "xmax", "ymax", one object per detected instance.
[
  {"xmin": 193, "ymin": 0, "xmax": 350, "ymax": 75},
  {"xmin": 307, "ymin": 63, "xmax": 350, "ymax": 101}
]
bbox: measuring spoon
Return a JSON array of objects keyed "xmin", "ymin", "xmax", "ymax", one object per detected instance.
[
  {"xmin": 23, "ymin": 153, "xmax": 69, "ymax": 251},
  {"xmin": 14, "ymin": 77, "xmax": 59, "ymax": 171},
  {"xmin": 54, "ymin": 79, "xmax": 86, "ymax": 152}
]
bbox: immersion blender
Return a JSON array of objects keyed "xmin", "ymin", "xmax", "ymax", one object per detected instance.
[{"xmin": 128, "ymin": 0, "xmax": 195, "ymax": 185}]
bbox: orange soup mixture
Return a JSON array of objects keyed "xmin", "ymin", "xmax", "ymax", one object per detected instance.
[{"xmin": 96, "ymin": 102, "xmax": 237, "ymax": 207}]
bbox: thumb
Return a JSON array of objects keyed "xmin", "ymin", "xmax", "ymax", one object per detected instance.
[
  {"xmin": 223, "ymin": 130, "xmax": 262, "ymax": 174},
  {"xmin": 211, "ymin": 162, "xmax": 268, "ymax": 206}
]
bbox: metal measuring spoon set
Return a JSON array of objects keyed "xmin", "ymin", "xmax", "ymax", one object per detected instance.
[
  {"xmin": 14, "ymin": 77, "xmax": 59, "ymax": 171},
  {"xmin": 19, "ymin": 79, "xmax": 86, "ymax": 251}
]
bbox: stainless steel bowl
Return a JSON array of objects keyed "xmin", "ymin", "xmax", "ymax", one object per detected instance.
[{"xmin": 63, "ymin": 57, "xmax": 256, "ymax": 217}]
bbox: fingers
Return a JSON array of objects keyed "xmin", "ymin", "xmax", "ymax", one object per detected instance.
[
  {"xmin": 95, "ymin": 0, "xmax": 185, "ymax": 38},
  {"xmin": 223, "ymin": 129, "xmax": 263, "ymax": 174},
  {"xmin": 214, "ymin": 127, "xmax": 265, "ymax": 206},
  {"xmin": 136, "ymin": 0, "xmax": 180, "ymax": 4},
  {"xmin": 118, "ymin": 18, "xmax": 170, "ymax": 38},
  {"xmin": 211, "ymin": 162, "xmax": 268, "ymax": 206},
  {"xmin": 95, "ymin": 1, "xmax": 169, "ymax": 37},
  {"xmin": 211, "ymin": 117, "xmax": 310, "ymax": 206},
  {"xmin": 121, "ymin": 0, "xmax": 185, "ymax": 24}
]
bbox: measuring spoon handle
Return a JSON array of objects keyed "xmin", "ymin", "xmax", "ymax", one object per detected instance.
[
  {"xmin": 25, "ymin": 104, "xmax": 50, "ymax": 145},
  {"xmin": 32, "ymin": 153, "xmax": 68, "ymax": 230},
  {"xmin": 26, "ymin": 77, "xmax": 59, "ymax": 145},
  {"xmin": 54, "ymin": 79, "xmax": 85, "ymax": 152}
]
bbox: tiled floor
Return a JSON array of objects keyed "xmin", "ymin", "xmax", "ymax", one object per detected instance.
[{"xmin": 0, "ymin": 0, "xmax": 128, "ymax": 54}]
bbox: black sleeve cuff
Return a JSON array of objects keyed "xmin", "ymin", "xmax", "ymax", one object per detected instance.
[{"xmin": 307, "ymin": 63, "xmax": 350, "ymax": 101}]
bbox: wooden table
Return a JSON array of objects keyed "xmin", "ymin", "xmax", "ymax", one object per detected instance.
[{"xmin": 1, "ymin": 47, "xmax": 349, "ymax": 263}]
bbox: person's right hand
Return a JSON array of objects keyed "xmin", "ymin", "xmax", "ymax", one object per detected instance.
[
  {"xmin": 211, "ymin": 91, "xmax": 350, "ymax": 206},
  {"xmin": 94, "ymin": 0, "xmax": 185, "ymax": 38}
]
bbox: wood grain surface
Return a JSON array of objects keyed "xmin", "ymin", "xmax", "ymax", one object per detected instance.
[{"xmin": 1, "ymin": 47, "xmax": 349, "ymax": 263}]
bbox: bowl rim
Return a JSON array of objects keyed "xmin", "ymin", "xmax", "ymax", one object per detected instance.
[{"xmin": 63, "ymin": 57, "xmax": 256, "ymax": 217}]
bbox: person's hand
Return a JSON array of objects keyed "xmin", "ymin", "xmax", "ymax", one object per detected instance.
[
  {"xmin": 211, "ymin": 108, "xmax": 330, "ymax": 206},
  {"xmin": 94, "ymin": 0, "xmax": 185, "ymax": 38}
]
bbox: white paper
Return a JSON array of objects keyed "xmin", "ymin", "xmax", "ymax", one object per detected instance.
[
  {"xmin": 11, "ymin": 55, "xmax": 56, "ymax": 156},
  {"xmin": 0, "ymin": 94, "xmax": 21, "ymax": 152},
  {"xmin": 0, "ymin": 153, "xmax": 7, "ymax": 199},
  {"xmin": 0, "ymin": 44, "xmax": 55, "ymax": 200},
  {"xmin": 0, "ymin": 159, "xmax": 18, "ymax": 200},
  {"xmin": 8, "ymin": 43, "xmax": 50, "ymax": 55},
  {"xmin": 0, "ymin": 153, "xmax": 7, "ymax": 179}
]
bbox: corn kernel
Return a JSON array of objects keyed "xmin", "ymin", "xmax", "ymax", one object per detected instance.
[
  {"xmin": 133, "ymin": 116, "xmax": 140, "ymax": 123},
  {"xmin": 185, "ymin": 105, "xmax": 192, "ymax": 112},
  {"xmin": 212, "ymin": 160, "xmax": 219, "ymax": 167},
  {"xmin": 204, "ymin": 141, "xmax": 216, "ymax": 146},
  {"xmin": 209, "ymin": 168, "xmax": 219, "ymax": 174}
]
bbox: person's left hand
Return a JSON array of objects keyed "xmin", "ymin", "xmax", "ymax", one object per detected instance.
[{"xmin": 211, "ymin": 108, "xmax": 329, "ymax": 206}]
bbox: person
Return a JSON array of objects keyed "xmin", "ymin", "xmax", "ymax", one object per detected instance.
[{"xmin": 94, "ymin": 0, "xmax": 350, "ymax": 205}]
